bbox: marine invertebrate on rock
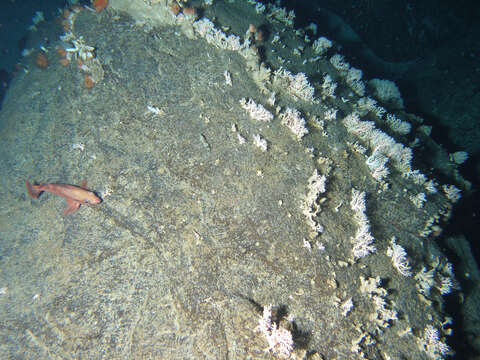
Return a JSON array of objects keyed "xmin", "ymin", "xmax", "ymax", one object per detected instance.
[
  {"xmin": 84, "ymin": 74, "xmax": 94, "ymax": 89},
  {"xmin": 56, "ymin": 45, "xmax": 67, "ymax": 58},
  {"xmin": 59, "ymin": 58, "xmax": 70, "ymax": 67},
  {"xmin": 64, "ymin": 36, "xmax": 95, "ymax": 61},
  {"xmin": 93, "ymin": 0, "xmax": 108, "ymax": 13},
  {"xmin": 35, "ymin": 51, "xmax": 49, "ymax": 68}
]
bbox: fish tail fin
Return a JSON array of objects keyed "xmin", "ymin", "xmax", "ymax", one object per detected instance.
[{"xmin": 25, "ymin": 180, "xmax": 43, "ymax": 198}]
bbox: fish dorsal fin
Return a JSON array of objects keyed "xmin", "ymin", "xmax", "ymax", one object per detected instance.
[{"xmin": 79, "ymin": 179, "xmax": 88, "ymax": 189}]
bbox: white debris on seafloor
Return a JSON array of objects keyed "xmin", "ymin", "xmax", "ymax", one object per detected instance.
[
  {"xmin": 72, "ymin": 143, "xmax": 85, "ymax": 151},
  {"xmin": 101, "ymin": 185, "xmax": 113, "ymax": 198},
  {"xmin": 253, "ymin": 134, "xmax": 268, "ymax": 151},
  {"xmin": 223, "ymin": 70, "xmax": 232, "ymax": 86},
  {"xmin": 145, "ymin": 105, "xmax": 163, "ymax": 116}
]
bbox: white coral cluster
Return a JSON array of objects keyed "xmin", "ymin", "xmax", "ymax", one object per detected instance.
[
  {"xmin": 312, "ymin": 36, "xmax": 332, "ymax": 55},
  {"xmin": 386, "ymin": 237, "xmax": 412, "ymax": 276},
  {"xmin": 324, "ymin": 108, "xmax": 338, "ymax": 121},
  {"xmin": 410, "ymin": 192, "xmax": 427, "ymax": 209},
  {"xmin": 345, "ymin": 67, "xmax": 365, "ymax": 97},
  {"xmin": 442, "ymin": 184, "xmax": 461, "ymax": 203},
  {"xmin": 385, "ymin": 113, "xmax": 411, "ymax": 135},
  {"xmin": 366, "ymin": 150, "xmax": 390, "ymax": 181},
  {"xmin": 254, "ymin": 3, "xmax": 266, "ymax": 14},
  {"xmin": 415, "ymin": 266, "xmax": 436, "ymax": 296},
  {"xmin": 330, "ymin": 54, "xmax": 350, "ymax": 71},
  {"xmin": 343, "ymin": 112, "xmax": 413, "ymax": 177},
  {"xmin": 360, "ymin": 276, "xmax": 398, "ymax": 329},
  {"xmin": 273, "ymin": 68, "xmax": 316, "ymax": 102},
  {"xmin": 301, "ymin": 169, "xmax": 327, "ymax": 236},
  {"xmin": 321, "ymin": 74, "xmax": 337, "ymax": 99},
  {"xmin": 266, "ymin": 4, "xmax": 295, "ymax": 26},
  {"xmin": 369, "ymin": 78, "xmax": 404, "ymax": 110},
  {"xmin": 356, "ymin": 97, "xmax": 386, "ymax": 118},
  {"xmin": 420, "ymin": 325, "xmax": 451, "ymax": 359},
  {"xmin": 193, "ymin": 18, "xmax": 248, "ymax": 52},
  {"xmin": 328, "ymin": 54, "xmax": 366, "ymax": 96},
  {"xmin": 415, "ymin": 258, "xmax": 457, "ymax": 297},
  {"xmin": 239, "ymin": 98, "xmax": 273, "ymax": 122},
  {"xmin": 288, "ymin": 72, "xmax": 315, "ymax": 101},
  {"xmin": 280, "ymin": 107, "xmax": 309, "ymax": 140},
  {"xmin": 350, "ymin": 189, "xmax": 376, "ymax": 259},
  {"xmin": 256, "ymin": 305, "xmax": 294, "ymax": 359}
]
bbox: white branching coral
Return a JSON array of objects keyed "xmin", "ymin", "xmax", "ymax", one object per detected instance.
[
  {"xmin": 280, "ymin": 107, "xmax": 309, "ymax": 140},
  {"xmin": 437, "ymin": 276, "xmax": 455, "ymax": 295},
  {"xmin": 415, "ymin": 266, "xmax": 436, "ymax": 296},
  {"xmin": 366, "ymin": 150, "xmax": 390, "ymax": 181},
  {"xmin": 352, "ymin": 223, "xmax": 375, "ymax": 259},
  {"xmin": 356, "ymin": 97, "xmax": 386, "ymax": 118},
  {"xmin": 386, "ymin": 237, "xmax": 412, "ymax": 276},
  {"xmin": 288, "ymin": 72, "xmax": 315, "ymax": 101},
  {"xmin": 330, "ymin": 54, "xmax": 350, "ymax": 71},
  {"xmin": 350, "ymin": 189, "xmax": 376, "ymax": 259},
  {"xmin": 312, "ymin": 36, "xmax": 332, "ymax": 55},
  {"xmin": 350, "ymin": 187, "xmax": 367, "ymax": 214},
  {"xmin": 360, "ymin": 276, "xmax": 398, "ymax": 329},
  {"xmin": 420, "ymin": 325, "xmax": 451, "ymax": 359},
  {"xmin": 386, "ymin": 113, "xmax": 411, "ymax": 135},
  {"xmin": 239, "ymin": 98, "xmax": 273, "ymax": 122},
  {"xmin": 346, "ymin": 67, "xmax": 365, "ymax": 96},
  {"xmin": 256, "ymin": 305, "xmax": 294, "ymax": 359},
  {"xmin": 321, "ymin": 74, "xmax": 337, "ymax": 99},
  {"xmin": 415, "ymin": 258, "xmax": 458, "ymax": 297},
  {"xmin": 193, "ymin": 18, "xmax": 249, "ymax": 52},
  {"xmin": 410, "ymin": 192, "xmax": 427, "ymax": 209},
  {"xmin": 442, "ymin": 184, "xmax": 461, "ymax": 203},
  {"xmin": 301, "ymin": 169, "xmax": 327, "ymax": 235},
  {"xmin": 273, "ymin": 68, "xmax": 315, "ymax": 102},
  {"xmin": 266, "ymin": 4, "xmax": 295, "ymax": 26},
  {"xmin": 369, "ymin": 78, "xmax": 404, "ymax": 110},
  {"xmin": 343, "ymin": 112, "xmax": 414, "ymax": 178}
]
